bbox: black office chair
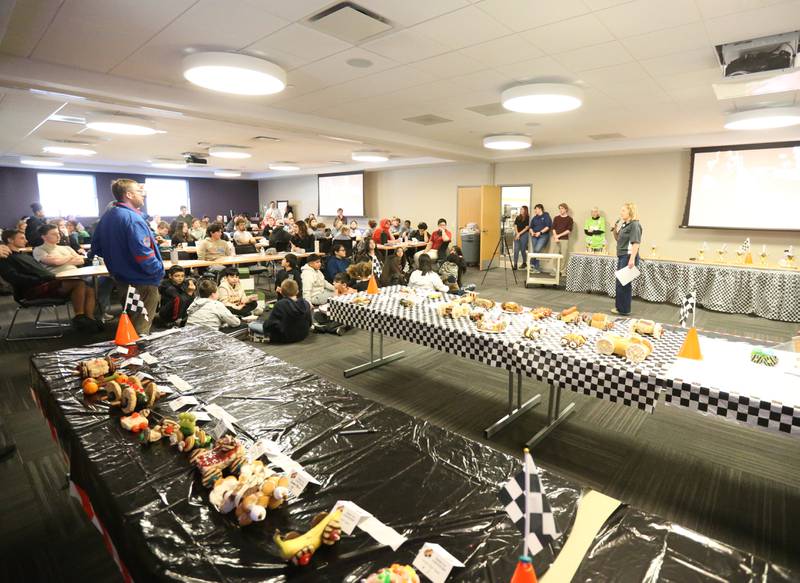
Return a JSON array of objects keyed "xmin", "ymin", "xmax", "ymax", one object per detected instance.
[
  {"xmin": 318, "ymin": 238, "xmax": 332, "ymax": 255},
  {"xmin": 234, "ymin": 243, "xmax": 268, "ymax": 286},
  {"xmin": 6, "ymin": 294, "xmax": 72, "ymax": 341},
  {"xmin": 340, "ymin": 239, "xmax": 354, "ymax": 257}
]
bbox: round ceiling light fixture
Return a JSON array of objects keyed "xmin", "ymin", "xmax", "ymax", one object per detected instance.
[
  {"xmin": 268, "ymin": 162, "xmax": 300, "ymax": 171},
  {"xmin": 43, "ymin": 145, "xmax": 96, "ymax": 156},
  {"xmin": 208, "ymin": 146, "xmax": 252, "ymax": 159},
  {"xmin": 501, "ymin": 83, "xmax": 584, "ymax": 114},
  {"xmin": 20, "ymin": 156, "xmax": 63, "ymax": 167},
  {"xmin": 351, "ymin": 150, "xmax": 389, "ymax": 162},
  {"xmin": 483, "ymin": 134, "xmax": 533, "ymax": 150},
  {"xmin": 183, "ymin": 52, "xmax": 287, "ymax": 96},
  {"xmin": 724, "ymin": 106, "xmax": 800, "ymax": 130},
  {"xmin": 214, "ymin": 170, "xmax": 242, "ymax": 177},
  {"xmin": 151, "ymin": 160, "xmax": 187, "ymax": 169},
  {"xmin": 86, "ymin": 113, "xmax": 158, "ymax": 135}
]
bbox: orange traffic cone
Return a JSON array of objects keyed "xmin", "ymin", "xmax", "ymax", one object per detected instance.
[
  {"xmin": 115, "ymin": 312, "xmax": 140, "ymax": 346},
  {"xmin": 366, "ymin": 273, "xmax": 379, "ymax": 295},
  {"xmin": 677, "ymin": 327, "xmax": 702, "ymax": 360},
  {"xmin": 510, "ymin": 556, "xmax": 537, "ymax": 583}
]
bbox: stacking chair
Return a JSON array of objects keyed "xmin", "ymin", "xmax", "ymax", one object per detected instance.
[{"xmin": 6, "ymin": 294, "xmax": 72, "ymax": 341}]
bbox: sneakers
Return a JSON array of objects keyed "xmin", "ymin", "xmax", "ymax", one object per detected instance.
[
  {"xmin": 72, "ymin": 314, "xmax": 93, "ymax": 331},
  {"xmin": 101, "ymin": 312, "xmax": 115, "ymax": 323},
  {"xmin": 463, "ymin": 283, "xmax": 477, "ymax": 292},
  {"xmin": 611, "ymin": 308, "xmax": 631, "ymax": 316}
]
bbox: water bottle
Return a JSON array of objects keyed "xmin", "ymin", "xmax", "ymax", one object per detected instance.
[
  {"xmin": 170, "ymin": 247, "xmax": 179, "ymax": 263},
  {"xmin": 92, "ymin": 255, "xmax": 99, "ymax": 267}
]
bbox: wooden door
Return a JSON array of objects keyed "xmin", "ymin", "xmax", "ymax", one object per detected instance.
[
  {"xmin": 456, "ymin": 186, "xmax": 481, "ymax": 246},
  {"xmin": 479, "ymin": 185, "xmax": 501, "ymax": 270}
]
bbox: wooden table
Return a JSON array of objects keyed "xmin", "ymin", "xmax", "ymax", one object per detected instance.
[{"xmin": 20, "ymin": 243, "xmax": 91, "ymax": 253}]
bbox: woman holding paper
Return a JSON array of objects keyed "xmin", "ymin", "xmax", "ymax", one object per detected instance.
[{"xmin": 612, "ymin": 202, "xmax": 642, "ymax": 315}]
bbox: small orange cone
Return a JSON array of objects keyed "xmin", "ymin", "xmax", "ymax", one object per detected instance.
[
  {"xmin": 677, "ymin": 327, "xmax": 702, "ymax": 360},
  {"xmin": 510, "ymin": 556, "xmax": 537, "ymax": 583},
  {"xmin": 366, "ymin": 273, "xmax": 379, "ymax": 295},
  {"xmin": 115, "ymin": 312, "xmax": 140, "ymax": 346},
  {"xmin": 744, "ymin": 252, "xmax": 753, "ymax": 265}
]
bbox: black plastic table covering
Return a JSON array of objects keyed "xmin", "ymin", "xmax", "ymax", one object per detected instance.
[{"xmin": 29, "ymin": 327, "xmax": 795, "ymax": 582}]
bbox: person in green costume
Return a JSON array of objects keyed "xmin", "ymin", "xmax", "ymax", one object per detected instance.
[{"xmin": 583, "ymin": 207, "xmax": 606, "ymax": 253}]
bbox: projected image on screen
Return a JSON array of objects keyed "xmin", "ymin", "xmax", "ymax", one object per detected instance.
[
  {"xmin": 686, "ymin": 144, "xmax": 800, "ymax": 230},
  {"xmin": 318, "ymin": 172, "xmax": 364, "ymax": 217}
]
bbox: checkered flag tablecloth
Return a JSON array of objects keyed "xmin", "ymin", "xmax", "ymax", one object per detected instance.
[
  {"xmin": 498, "ymin": 450, "xmax": 561, "ymax": 556},
  {"xmin": 125, "ymin": 286, "xmax": 149, "ymax": 321}
]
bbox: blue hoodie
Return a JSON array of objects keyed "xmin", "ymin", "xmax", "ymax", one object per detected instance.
[
  {"xmin": 324, "ymin": 256, "xmax": 351, "ymax": 282},
  {"xmin": 91, "ymin": 202, "xmax": 164, "ymax": 286}
]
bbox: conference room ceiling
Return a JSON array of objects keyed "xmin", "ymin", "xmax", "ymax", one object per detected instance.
[{"xmin": 1, "ymin": 0, "xmax": 799, "ymax": 177}]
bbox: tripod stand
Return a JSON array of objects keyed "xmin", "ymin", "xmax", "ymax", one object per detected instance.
[{"xmin": 480, "ymin": 217, "xmax": 517, "ymax": 290}]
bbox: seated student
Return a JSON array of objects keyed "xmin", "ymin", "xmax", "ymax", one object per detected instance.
[
  {"xmin": 313, "ymin": 221, "xmax": 328, "ymax": 239},
  {"xmin": 389, "ymin": 217, "xmax": 402, "ymax": 236},
  {"xmin": 260, "ymin": 216, "xmax": 276, "ymax": 238},
  {"xmin": 415, "ymin": 217, "xmax": 451, "ymax": 265},
  {"xmin": 363, "ymin": 219, "xmax": 378, "ymax": 241},
  {"xmin": 33, "ymin": 223, "xmax": 88, "ymax": 274},
  {"xmin": 300, "ymin": 253, "xmax": 335, "ymax": 306},
  {"xmin": 275, "ymin": 253, "xmax": 302, "ymax": 297},
  {"xmin": 171, "ymin": 221, "xmax": 195, "ymax": 247},
  {"xmin": 0, "ymin": 229, "xmax": 100, "ymax": 330},
  {"xmin": 185, "ymin": 279, "xmax": 240, "ymax": 329},
  {"xmin": 290, "ymin": 220, "xmax": 315, "ymax": 252},
  {"xmin": 380, "ymin": 246, "xmax": 408, "ymax": 286},
  {"xmin": 154, "ymin": 221, "xmax": 171, "ymax": 249},
  {"xmin": 269, "ymin": 220, "xmax": 292, "ymax": 250},
  {"xmin": 349, "ymin": 219, "xmax": 360, "ymax": 237},
  {"xmin": 311, "ymin": 272, "xmax": 356, "ymax": 335},
  {"xmin": 196, "ymin": 223, "xmax": 234, "ymax": 262},
  {"xmin": 408, "ymin": 253, "xmax": 449, "ymax": 293},
  {"xmin": 399, "ymin": 219, "xmax": 411, "ymax": 239},
  {"xmin": 233, "ymin": 218, "xmax": 258, "ymax": 246},
  {"xmin": 249, "ymin": 279, "xmax": 311, "ymax": 343},
  {"xmin": 65, "ymin": 220, "xmax": 85, "ymax": 252},
  {"xmin": 372, "ymin": 218, "xmax": 395, "ymax": 245},
  {"xmin": 190, "ymin": 218, "xmax": 206, "ymax": 242},
  {"xmin": 158, "ymin": 265, "xmax": 194, "ymax": 327},
  {"xmin": 324, "ymin": 243, "xmax": 351, "ymax": 282},
  {"xmin": 217, "ymin": 266, "xmax": 259, "ymax": 316},
  {"xmin": 346, "ymin": 260, "xmax": 373, "ymax": 292},
  {"xmin": 333, "ymin": 225, "xmax": 351, "ymax": 241},
  {"xmin": 409, "ymin": 221, "xmax": 430, "ymax": 243}
]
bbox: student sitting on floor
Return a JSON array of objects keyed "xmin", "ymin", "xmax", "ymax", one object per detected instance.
[
  {"xmin": 439, "ymin": 245, "xmax": 466, "ymax": 290},
  {"xmin": 217, "ymin": 267, "xmax": 260, "ymax": 316},
  {"xmin": 158, "ymin": 265, "xmax": 194, "ymax": 327},
  {"xmin": 311, "ymin": 272, "xmax": 356, "ymax": 336},
  {"xmin": 249, "ymin": 279, "xmax": 311, "ymax": 343},
  {"xmin": 380, "ymin": 246, "xmax": 408, "ymax": 286},
  {"xmin": 324, "ymin": 243, "xmax": 351, "ymax": 282},
  {"xmin": 409, "ymin": 253, "xmax": 449, "ymax": 293},
  {"xmin": 186, "ymin": 279, "xmax": 240, "ymax": 329},
  {"xmin": 300, "ymin": 253, "xmax": 335, "ymax": 306},
  {"xmin": 275, "ymin": 253, "xmax": 302, "ymax": 298},
  {"xmin": 346, "ymin": 260, "xmax": 373, "ymax": 292}
]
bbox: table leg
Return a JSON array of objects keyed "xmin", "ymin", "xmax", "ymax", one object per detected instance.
[
  {"xmin": 526, "ymin": 383, "xmax": 576, "ymax": 448},
  {"xmin": 484, "ymin": 371, "xmax": 541, "ymax": 438},
  {"xmin": 343, "ymin": 329, "xmax": 405, "ymax": 378}
]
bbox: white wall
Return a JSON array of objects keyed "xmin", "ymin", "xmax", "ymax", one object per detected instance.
[{"xmin": 258, "ymin": 175, "xmax": 317, "ymax": 219}]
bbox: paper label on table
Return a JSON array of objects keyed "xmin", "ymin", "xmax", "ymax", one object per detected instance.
[
  {"xmin": 208, "ymin": 419, "xmax": 230, "ymax": 440},
  {"xmin": 140, "ymin": 352, "xmax": 159, "ymax": 365},
  {"xmin": 287, "ymin": 469, "xmax": 310, "ymax": 498},
  {"xmin": 247, "ymin": 438, "xmax": 283, "ymax": 461},
  {"xmin": 334, "ymin": 501, "xmax": 372, "ymax": 535},
  {"xmin": 191, "ymin": 410, "xmax": 212, "ymax": 422},
  {"xmin": 413, "ymin": 543, "xmax": 465, "ymax": 583},
  {"xmin": 358, "ymin": 515, "xmax": 407, "ymax": 551},
  {"xmin": 267, "ymin": 452, "xmax": 321, "ymax": 485},
  {"xmin": 168, "ymin": 395, "xmax": 199, "ymax": 411},
  {"xmin": 614, "ymin": 265, "xmax": 640, "ymax": 286},
  {"xmin": 205, "ymin": 403, "xmax": 238, "ymax": 424},
  {"xmin": 114, "ymin": 346, "xmax": 130, "ymax": 355},
  {"xmin": 133, "ymin": 371, "xmax": 156, "ymax": 382},
  {"xmin": 166, "ymin": 374, "xmax": 192, "ymax": 393},
  {"xmin": 120, "ymin": 357, "xmax": 143, "ymax": 368}
]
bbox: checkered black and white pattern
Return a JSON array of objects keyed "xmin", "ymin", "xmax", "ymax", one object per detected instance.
[
  {"xmin": 125, "ymin": 286, "xmax": 149, "ymax": 321},
  {"xmin": 566, "ymin": 254, "xmax": 800, "ymax": 323},
  {"xmin": 664, "ymin": 379, "xmax": 800, "ymax": 437},
  {"xmin": 498, "ymin": 451, "xmax": 560, "ymax": 556},
  {"xmin": 680, "ymin": 292, "xmax": 696, "ymax": 328}
]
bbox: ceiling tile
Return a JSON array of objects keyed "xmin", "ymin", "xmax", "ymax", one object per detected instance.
[
  {"xmin": 555, "ymin": 40, "xmax": 633, "ymax": 72},
  {"xmin": 292, "ymin": 47, "xmax": 398, "ymax": 87},
  {"xmin": 583, "ymin": 0, "xmax": 636, "ymax": 9},
  {"xmin": 621, "ymin": 22, "xmax": 710, "ymax": 60},
  {"xmin": 246, "ymin": 24, "xmax": 352, "ymax": 64},
  {"xmin": 361, "ymin": 29, "xmax": 450, "ymax": 63},
  {"xmin": 413, "ymin": 51, "xmax": 488, "ymax": 78},
  {"xmin": 458, "ymin": 35, "xmax": 543, "ymax": 67},
  {"xmin": 695, "ymin": 0, "xmax": 789, "ymax": 19},
  {"xmin": 475, "ymin": 0, "xmax": 591, "ymax": 32},
  {"xmin": 640, "ymin": 47, "xmax": 719, "ymax": 77},
  {"xmin": 255, "ymin": 0, "xmax": 335, "ymax": 21},
  {"xmin": 357, "ymin": 0, "xmax": 471, "ymax": 27},
  {"xmin": 595, "ymin": 0, "xmax": 701, "ymax": 38},
  {"xmin": 0, "ymin": 0, "xmax": 64, "ymax": 57},
  {"xmin": 411, "ymin": 6, "xmax": 512, "ymax": 50},
  {"xmin": 497, "ymin": 55, "xmax": 577, "ymax": 82},
  {"xmin": 600, "ymin": 77, "xmax": 674, "ymax": 104},
  {"xmin": 577, "ymin": 61, "xmax": 650, "ymax": 88},
  {"xmin": 704, "ymin": 0, "xmax": 800, "ymax": 44},
  {"xmin": 448, "ymin": 69, "xmax": 511, "ymax": 92},
  {"xmin": 655, "ymin": 67, "xmax": 722, "ymax": 91},
  {"xmin": 521, "ymin": 14, "xmax": 615, "ymax": 54}
]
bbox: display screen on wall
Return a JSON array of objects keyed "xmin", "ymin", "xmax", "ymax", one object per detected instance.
[
  {"xmin": 318, "ymin": 171, "xmax": 364, "ymax": 217},
  {"xmin": 683, "ymin": 141, "xmax": 800, "ymax": 231}
]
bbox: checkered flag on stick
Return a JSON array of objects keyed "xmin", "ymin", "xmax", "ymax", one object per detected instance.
[
  {"xmin": 679, "ymin": 292, "xmax": 696, "ymax": 328},
  {"xmin": 498, "ymin": 449, "xmax": 561, "ymax": 557},
  {"xmin": 124, "ymin": 286, "xmax": 149, "ymax": 321},
  {"xmin": 741, "ymin": 237, "xmax": 751, "ymax": 253}
]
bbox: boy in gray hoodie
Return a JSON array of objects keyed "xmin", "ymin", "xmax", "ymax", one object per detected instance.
[{"xmin": 186, "ymin": 279, "xmax": 240, "ymax": 329}]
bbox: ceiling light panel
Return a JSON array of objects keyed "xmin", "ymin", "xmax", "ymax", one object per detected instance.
[{"xmin": 183, "ymin": 52, "xmax": 287, "ymax": 96}]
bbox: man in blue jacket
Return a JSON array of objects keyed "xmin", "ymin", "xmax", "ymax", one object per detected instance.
[
  {"xmin": 92, "ymin": 179, "xmax": 164, "ymax": 334},
  {"xmin": 529, "ymin": 204, "xmax": 552, "ymax": 273}
]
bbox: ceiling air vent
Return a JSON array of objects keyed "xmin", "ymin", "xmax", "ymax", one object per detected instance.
[
  {"xmin": 307, "ymin": 2, "xmax": 392, "ymax": 44},
  {"xmin": 252, "ymin": 135, "xmax": 280, "ymax": 142},
  {"xmin": 466, "ymin": 102, "xmax": 510, "ymax": 117},
  {"xmin": 403, "ymin": 114, "xmax": 453, "ymax": 126},
  {"xmin": 588, "ymin": 133, "xmax": 625, "ymax": 140}
]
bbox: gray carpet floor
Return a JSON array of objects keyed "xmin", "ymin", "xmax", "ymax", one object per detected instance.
[{"xmin": 0, "ymin": 266, "xmax": 797, "ymax": 582}]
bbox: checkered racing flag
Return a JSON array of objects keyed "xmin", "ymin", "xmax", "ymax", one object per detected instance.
[
  {"xmin": 741, "ymin": 237, "xmax": 751, "ymax": 253},
  {"xmin": 679, "ymin": 292, "xmax": 696, "ymax": 328},
  {"xmin": 124, "ymin": 286, "xmax": 149, "ymax": 321},
  {"xmin": 498, "ymin": 450, "xmax": 561, "ymax": 556}
]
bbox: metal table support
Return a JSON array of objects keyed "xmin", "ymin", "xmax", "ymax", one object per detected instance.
[
  {"xmin": 484, "ymin": 371, "xmax": 541, "ymax": 438},
  {"xmin": 344, "ymin": 329, "xmax": 405, "ymax": 378},
  {"xmin": 526, "ymin": 383, "xmax": 576, "ymax": 447}
]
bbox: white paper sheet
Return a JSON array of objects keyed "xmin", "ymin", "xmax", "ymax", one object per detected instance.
[
  {"xmin": 413, "ymin": 543, "xmax": 465, "ymax": 583},
  {"xmin": 614, "ymin": 265, "xmax": 640, "ymax": 286}
]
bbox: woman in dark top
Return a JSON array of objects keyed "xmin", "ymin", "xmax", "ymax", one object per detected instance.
[
  {"xmin": 512, "ymin": 205, "xmax": 531, "ymax": 270},
  {"xmin": 380, "ymin": 246, "xmax": 408, "ymax": 286},
  {"xmin": 275, "ymin": 253, "xmax": 302, "ymax": 297},
  {"xmin": 290, "ymin": 220, "xmax": 315, "ymax": 252},
  {"xmin": 171, "ymin": 221, "xmax": 195, "ymax": 247},
  {"xmin": 612, "ymin": 202, "xmax": 642, "ymax": 316}
]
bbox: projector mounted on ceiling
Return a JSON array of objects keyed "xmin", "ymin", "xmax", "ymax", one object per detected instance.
[
  {"xmin": 182, "ymin": 152, "xmax": 208, "ymax": 166},
  {"xmin": 716, "ymin": 31, "xmax": 798, "ymax": 78}
]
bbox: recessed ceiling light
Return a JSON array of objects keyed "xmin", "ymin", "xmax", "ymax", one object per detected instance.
[
  {"xmin": 268, "ymin": 162, "xmax": 300, "ymax": 171},
  {"xmin": 214, "ymin": 170, "xmax": 242, "ymax": 177},
  {"xmin": 501, "ymin": 83, "xmax": 584, "ymax": 114},
  {"xmin": 20, "ymin": 156, "xmax": 64, "ymax": 167},
  {"xmin": 86, "ymin": 113, "xmax": 158, "ymax": 135},
  {"xmin": 43, "ymin": 145, "xmax": 96, "ymax": 156},
  {"xmin": 352, "ymin": 150, "xmax": 389, "ymax": 162},
  {"xmin": 208, "ymin": 146, "xmax": 252, "ymax": 159},
  {"xmin": 483, "ymin": 134, "xmax": 532, "ymax": 150},
  {"xmin": 346, "ymin": 58, "xmax": 373, "ymax": 68},
  {"xmin": 183, "ymin": 52, "xmax": 287, "ymax": 96},
  {"xmin": 724, "ymin": 106, "xmax": 800, "ymax": 130},
  {"xmin": 151, "ymin": 160, "xmax": 187, "ymax": 169}
]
